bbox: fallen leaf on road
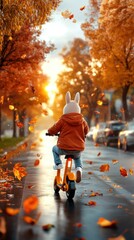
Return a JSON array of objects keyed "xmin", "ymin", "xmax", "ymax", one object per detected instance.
[
  {"xmin": 23, "ymin": 195, "xmax": 39, "ymax": 213},
  {"xmin": 34, "ymin": 159, "xmax": 40, "ymax": 167},
  {"xmin": 112, "ymin": 159, "xmax": 119, "ymax": 164},
  {"xmin": 23, "ymin": 216, "xmax": 37, "ymax": 225},
  {"xmin": 89, "ymin": 191, "xmax": 103, "ymax": 197},
  {"xmin": 108, "ymin": 235, "xmax": 126, "ymax": 240},
  {"xmin": 5, "ymin": 207, "xmax": 20, "ymax": 216},
  {"xmin": 100, "ymin": 164, "xmax": 110, "ymax": 172},
  {"xmin": 120, "ymin": 167, "xmax": 128, "ymax": 177},
  {"xmin": 85, "ymin": 160, "xmax": 93, "ymax": 164},
  {"xmin": 129, "ymin": 168, "xmax": 133, "ymax": 175},
  {"xmin": 88, "ymin": 171, "xmax": 93, "ymax": 174},
  {"xmin": 42, "ymin": 224, "xmax": 55, "ymax": 231},
  {"xmin": 97, "ymin": 217, "xmax": 117, "ymax": 228},
  {"xmin": 13, "ymin": 163, "xmax": 27, "ymax": 181},
  {"xmin": 85, "ymin": 201, "xmax": 96, "ymax": 206},
  {"xmin": 80, "ymin": 6, "xmax": 85, "ymax": 11},
  {"xmin": 97, "ymin": 152, "xmax": 101, "ymax": 156}
]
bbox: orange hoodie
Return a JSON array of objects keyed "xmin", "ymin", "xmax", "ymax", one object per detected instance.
[{"xmin": 48, "ymin": 113, "xmax": 89, "ymax": 151}]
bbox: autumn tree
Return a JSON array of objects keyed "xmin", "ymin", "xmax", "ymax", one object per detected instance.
[
  {"xmin": 0, "ymin": 24, "xmax": 53, "ymax": 137},
  {"xmin": 0, "ymin": 0, "xmax": 60, "ymax": 50},
  {"xmin": 53, "ymin": 38, "xmax": 101, "ymax": 126},
  {"xmin": 82, "ymin": 0, "xmax": 134, "ymax": 120}
]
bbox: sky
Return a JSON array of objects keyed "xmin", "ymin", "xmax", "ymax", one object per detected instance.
[{"xmin": 41, "ymin": 0, "xmax": 90, "ymax": 89}]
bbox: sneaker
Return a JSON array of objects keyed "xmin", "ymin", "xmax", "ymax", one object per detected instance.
[
  {"xmin": 53, "ymin": 164, "xmax": 63, "ymax": 170},
  {"xmin": 76, "ymin": 167, "xmax": 82, "ymax": 183}
]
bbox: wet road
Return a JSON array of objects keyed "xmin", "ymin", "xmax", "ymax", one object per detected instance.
[{"xmin": 1, "ymin": 132, "xmax": 134, "ymax": 240}]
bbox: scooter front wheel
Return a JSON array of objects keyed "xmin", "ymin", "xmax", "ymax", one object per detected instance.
[
  {"xmin": 66, "ymin": 180, "xmax": 76, "ymax": 199},
  {"xmin": 54, "ymin": 178, "xmax": 60, "ymax": 193}
]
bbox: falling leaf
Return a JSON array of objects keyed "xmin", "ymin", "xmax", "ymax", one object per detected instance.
[
  {"xmin": 85, "ymin": 201, "xmax": 96, "ymax": 206},
  {"xmin": 61, "ymin": 10, "xmax": 72, "ymax": 19},
  {"xmin": 0, "ymin": 217, "xmax": 6, "ymax": 235},
  {"xmin": 29, "ymin": 118, "xmax": 37, "ymax": 124},
  {"xmin": 120, "ymin": 167, "xmax": 128, "ymax": 177},
  {"xmin": 100, "ymin": 164, "xmax": 110, "ymax": 172},
  {"xmin": 80, "ymin": 6, "xmax": 85, "ymax": 11},
  {"xmin": 112, "ymin": 159, "xmax": 119, "ymax": 165},
  {"xmin": 13, "ymin": 163, "xmax": 27, "ymax": 181},
  {"xmin": 5, "ymin": 207, "xmax": 20, "ymax": 216},
  {"xmin": 73, "ymin": 222, "xmax": 83, "ymax": 228},
  {"xmin": 97, "ymin": 217, "xmax": 117, "ymax": 228},
  {"xmin": 42, "ymin": 224, "xmax": 55, "ymax": 231},
  {"xmin": 23, "ymin": 195, "xmax": 39, "ymax": 214},
  {"xmin": 0, "ymin": 96, "xmax": 4, "ymax": 104},
  {"xmin": 34, "ymin": 159, "xmax": 40, "ymax": 167},
  {"xmin": 97, "ymin": 152, "xmax": 101, "ymax": 156}
]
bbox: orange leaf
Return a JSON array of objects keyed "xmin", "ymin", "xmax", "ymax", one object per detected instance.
[
  {"xmin": 94, "ymin": 142, "xmax": 99, "ymax": 147},
  {"xmin": 27, "ymin": 185, "xmax": 35, "ymax": 189},
  {"xmin": 112, "ymin": 159, "xmax": 119, "ymax": 164},
  {"xmin": 42, "ymin": 224, "xmax": 55, "ymax": 231},
  {"xmin": 23, "ymin": 195, "xmax": 39, "ymax": 213},
  {"xmin": 13, "ymin": 163, "xmax": 27, "ymax": 181},
  {"xmin": 86, "ymin": 201, "xmax": 96, "ymax": 206},
  {"xmin": 80, "ymin": 6, "xmax": 85, "ymax": 11},
  {"xmin": 5, "ymin": 207, "xmax": 20, "ymax": 216},
  {"xmin": 88, "ymin": 171, "xmax": 92, "ymax": 174},
  {"xmin": 120, "ymin": 167, "xmax": 128, "ymax": 177},
  {"xmin": 97, "ymin": 152, "xmax": 101, "ymax": 156},
  {"xmin": 129, "ymin": 168, "xmax": 133, "ymax": 175},
  {"xmin": 100, "ymin": 164, "xmax": 110, "ymax": 172},
  {"xmin": 23, "ymin": 216, "xmax": 37, "ymax": 225},
  {"xmin": 69, "ymin": 14, "xmax": 74, "ymax": 19},
  {"xmin": 97, "ymin": 217, "xmax": 117, "ymax": 228},
  {"xmin": 34, "ymin": 159, "xmax": 40, "ymax": 167}
]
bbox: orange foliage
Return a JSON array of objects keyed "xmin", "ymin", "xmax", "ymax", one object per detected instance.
[{"xmin": 120, "ymin": 167, "xmax": 128, "ymax": 177}]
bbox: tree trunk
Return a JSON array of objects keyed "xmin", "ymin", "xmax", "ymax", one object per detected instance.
[
  {"xmin": 122, "ymin": 85, "xmax": 130, "ymax": 121},
  {"xmin": 13, "ymin": 110, "xmax": 16, "ymax": 137},
  {"xmin": 0, "ymin": 104, "xmax": 1, "ymax": 140}
]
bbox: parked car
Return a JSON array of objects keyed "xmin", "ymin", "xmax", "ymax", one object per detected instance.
[
  {"xmin": 118, "ymin": 121, "xmax": 134, "ymax": 151},
  {"xmin": 93, "ymin": 122, "xmax": 106, "ymax": 143},
  {"xmin": 86, "ymin": 126, "xmax": 96, "ymax": 141},
  {"xmin": 104, "ymin": 120, "xmax": 127, "ymax": 146}
]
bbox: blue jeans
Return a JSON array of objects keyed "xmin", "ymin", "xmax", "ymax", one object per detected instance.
[{"xmin": 52, "ymin": 145, "xmax": 82, "ymax": 169}]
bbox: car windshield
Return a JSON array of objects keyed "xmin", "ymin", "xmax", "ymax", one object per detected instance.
[{"xmin": 111, "ymin": 123, "xmax": 125, "ymax": 130}]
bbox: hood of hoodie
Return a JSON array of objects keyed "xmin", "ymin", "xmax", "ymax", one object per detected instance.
[{"xmin": 61, "ymin": 113, "xmax": 83, "ymax": 126}]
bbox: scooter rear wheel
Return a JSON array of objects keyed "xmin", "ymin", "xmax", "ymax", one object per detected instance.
[{"xmin": 66, "ymin": 180, "xmax": 76, "ymax": 199}]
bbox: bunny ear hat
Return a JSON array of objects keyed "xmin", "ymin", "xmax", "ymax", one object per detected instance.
[{"xmin": 63, "ymin": 91, "xmax": 81, "ymax": 114}]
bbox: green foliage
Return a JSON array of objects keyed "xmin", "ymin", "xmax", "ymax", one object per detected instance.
[{"xmin": 0, "ymin": 137, "xmax": 24, "ymax": 149}]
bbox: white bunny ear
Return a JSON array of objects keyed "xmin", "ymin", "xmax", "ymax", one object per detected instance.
[
  {"xmin": 66, "ymin": 91, "xmax": 71, "ymax": 103},
  {"xmin": 74, "ymin": 92, "xmax": 80, "ymax": 103}
]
